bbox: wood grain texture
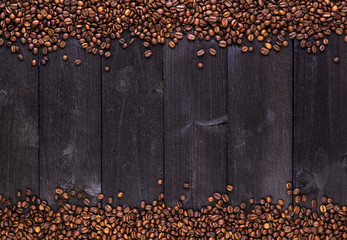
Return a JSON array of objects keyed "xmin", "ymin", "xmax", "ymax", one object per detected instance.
[
  {"xmin": 294, "ymin": 34, "xmax": 347, "ymax": 205},
  {"xmin": 164, "ymin": 38, "xmax": 228, "ymax": 209},
  {"xmin": 228, "ymin": 42, "xmax": 293, "ymax": 205},
  {"xmin": 102, "ymin": 40, "xmax": 164, "ymax": 207},
  {"xmin": 39, "ymin": 39, "xmax": 102, "ymax": 206},
  {"xmin": 0, "ymin": 47, "xmax": 39, "ymax": 200}
]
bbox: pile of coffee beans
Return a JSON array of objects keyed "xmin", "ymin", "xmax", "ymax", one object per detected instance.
[
  {"xmin": 0, "ymin": 182, "xmax": 346, "ymax": 239},
  {"xmin": 0, "ymin": 0, "xmax": 346, "ymax": 66}
]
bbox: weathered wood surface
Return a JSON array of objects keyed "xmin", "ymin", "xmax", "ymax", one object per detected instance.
[
  {"xmin": 228, "ymin": 42, "xmax": 293, "ymax": 206},
  {"xmin": 0, "ymin": 48, "xmax": 39, "ymax": 201},
  {"xmin": 294, "ymin": 34, "xmax": 347, "ymax": 205},
  {"xmin": 0, "ymin": 36, "xmax": 346, "ymax": 209},
  {"xmin": 164, "ymin": 38, "xmax": 228, "ymax": 208},
  {"xmin": 102, "ymin": 39, "xmax": 164, "ymax": 207},
  {"xmin": 39, "ymin": 39, "xmax": 102, "ymax": 206}
]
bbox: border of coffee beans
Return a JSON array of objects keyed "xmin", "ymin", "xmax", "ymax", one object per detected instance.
[
  {"xmin": 0, "ymin": 181, "xmax": 346, "ymax": 239},
  {"xmin": 0, "ymin": 0, "xmax": 346, "ymax": 70}
]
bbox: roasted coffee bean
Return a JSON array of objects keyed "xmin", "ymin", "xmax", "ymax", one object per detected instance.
[
  {"xmin": 222, "ymin": 194, "xmax": 229, "ymax": 203},
  {"xmin": 83, "ymin": 198, "xmax": 91, "ymax": 206},
  {"xmin": 183, "ymin": 182, "xmax": 190, "ymax": 189},
  {"xmin": 31, "ymin": 60, "xmax": 37, "ymax": 67},
  {"xmin": 197, "ymin": 49, "xmax": 205, "ymax": 57},
  {"xmin": 179, "ymin": 194, "xmax": 187, "ymax": 201},
  {"xmin": 213, "ymin": 192, "xmax": 222, "ymax": 200},
  {"xmin": 293, "ymin": 188, "xmax": 301, "ymax": 195},
  {"xmin": 104, "ymin": 66, "xmax": 110, "ymax": 72},
  {"xmin": 55, "ymin": 188, "xmax": 63, "ymax": 195},
  {"xmin": 226, "ymin": 185, "xmax": 234, "ymax": 192},
  {"xmin": 17, "ymin": 54, "xmax": 24, "ymax": 61},
  {"xmin": 157, "ymin": 179, "xmax": 163, "ymax": 185},
  {"xmin": 197, "ymin": 62, "xmax": 204, "ymax": 69},
  {"xmin": 97, "ymin": 194, "xmax": 104, "ymax": 200},
  {"xmin": 117, "ymin": 192, "xmax": 124, "ymax": 198},
  {"xmin": 75, "ymin": 59, "xmax": 82, "ymax": 66},
  {"xmin": 209, "ymin": 48, "xmax": 217, "ymax": 56},
  {"xmin": 260, "ymin": 47, "xmax": 269, "ymax": 56},
  {"xmin": 144, "ymin": 50, "xmax": 152, "ymax": 58},
  {"xmin": 62, "ymin": 55, "xmax": 68, "ymax": 61},
  {"xmin": 333, "ymin": 57, "xmax": 340, "ymax": 63}
]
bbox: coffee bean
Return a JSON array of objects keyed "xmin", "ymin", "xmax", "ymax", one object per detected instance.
[
  {"xmin": 107, "ymin": 197, "xmax": 113, "ymax": 205},
  {"xmin": 207, "ymin": 196, "xmax": 215, "ymax": 202},
  {"xmin": 144, "ymin": 50, "xmax": 152, "ymax": 58},
  {"xmin": 83, "ymin": 198, "xmax": 91, "ymax": 206},
  {"xmin": 187, "ymin": 34, "xmax": 196, "ymax": 41},
  {"xmin": 117, "ymin": 192, "xmax": 124, "ymax": 198},
  {"xmin": 179, "ymin": 194, "xmax": 187, "ymax": 201},
  {"xmin": 293, "ymin": 188, "xmax": 301, "ymax": 195},
  {"xmin": 97, "ymin": 194, "xmax": 104, "ymax": 200},
  {"xmin": 311, "ymin": 198, "xmax": 317, "ymax": 208},
  {"xmin": 219, "ymin": 41, "xmax": 227, "ymax": 48},
  {"xmin": 31, "ymin": 60, "xmax": 37, "ymax": 67},
  {"xmin": 18, "ymin": 54, "xmax": 24, "ymax": 61},
  {"xmin": 104, "ymin": 66, "xmax": 110, "ymax": 72},
  {"xmin": 55, "ymin": 188, "xmax": 64, "ymax": 195},
  {"xmin": 333, "ymin": 57, "xmax": 340, "ymax": 63},
  {"xmin": 63, "ymin": 55, "xmax": 68, "ymax": 61},
  {"xmin": 169, "ymin": 41, "xmax": 176, "ymax": 48},
  {"xmin": 226, "ymin": 185, "xmax": 234, "ymax": 192},
  {"xmin": 105, "ymin": 51, "xmax": 111, "ymax": 58},
  {"xmin": 222, "ymin": 194, "xmax": 229, "ymax": 203},
  {"xmin": 260, "ymin": 47, "xmax": 269, "ymax": 55},
  {"xmin": 157, "ymin": 179, "xmax": 163, "ymax": 185},
  {"xmin": 183, "ymin": 182, "xmax": 190, "ymax": 189},
  {"xmin": 197, "ymin": 49, "xmax": 205, "ymax": 57},
  {"xmin": 75, "ymin": 59, "xmax": 82, "ymax": 66},
  {"xmin": 285, "ymin": 182, "xmax": 292, "ymax": 189},
  {"xmin": 213, "ymin": 192, "xmax": 222, "ymax": 200},
  {"xmin": 16, "ymin": 190, "xmax": 22, "ymax": 198},
  {"xmin": 197, "ymin": 62, "xmax": 204, "ymax": 69},
  {"xmin": 62, "ymin": 192, "xmax": 69, "ymax": 200},
  {"xmin": 209, "ymin": 48, "xmax": 216, "ymax": 56},
  {"xmin": 320, "ymin": 204, "xmax": 327, "ymax": 213}
]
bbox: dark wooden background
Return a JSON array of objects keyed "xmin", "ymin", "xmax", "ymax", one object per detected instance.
[{"xmin": 0, "ymin": 34, "xmax": 346, "ymax": 209}]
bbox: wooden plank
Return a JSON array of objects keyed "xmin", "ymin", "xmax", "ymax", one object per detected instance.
[
  {"xmin": 40, "ymin": 39, "xmax": 102, "ymax": 206},
  {"xmin": 294, "ymin": 34, "xmax": 347, "ymax": 205},
  {"xmin": 228, "ymin": 42, "xmax": 293, "ymax": 205},
  {"xmin": 0, "ymin": 47, "xmax": 39, "ymax": 200},
  {"xmin": 102, "ymin": 39, "xmax": 164, "ymax": 207},
  {"xmin": 164, "ymin": 38, "xmax": 228, "ymax": 209}
]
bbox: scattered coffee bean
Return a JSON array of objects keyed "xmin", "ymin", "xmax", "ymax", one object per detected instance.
[
  {"xmin": 75, "ymin": 59, "xmax": 82, "ymax": 66},
  {"xmin": 17, "ymin": 54, "xmax": 24, "ymax": 61},
  {"xmin": 104, "ymin": 66, "xmax": 110, "ymax": 72},
  {"xmin": 62, "ymin": 55, "xmax": 68, "ymax": 61},
  {"xmin": 209, "ymin": 48, "xmax": 217, "ymax": 56},
  {"xmin": 31, "ymin": 60, "xmax": 37, "ymax": 67},
  {"xmin": 157, "ymin": 179, "xmax": 163, "ymax": 185},
  {"xmin": 226, "ymin": 185, "xmax": 234, "ymax": 192},
  {"xmin": 179, "ymin": 194, "xmax": 187, "ymax": 201},
  {"xmin": 97, "ymin": 194, "xmax": 104, "ymax": 200},
  {"xmin": 260, "ymin": 47, "xmax": 270, "ymax": 56},
  {"xmin": 144, "ymin": 50, "xmax": 152, "ymax": 58},
  {"xmin": 197, "ymin": 62, "xmax": 204, "ymax": 69},
  {"xmin": 197, "ymin": 49, "xmax": 205, "ymax": 57},
  {"xmin": 333, "ymin": 57, "xmax": 340, "ymax": 63},
  {"xmin": 183, "ymin": 182, "xmax": 190, "ymax": 189},
  {"xmin": 55, "ymin": 188, "xmax": 63, "ymax": 195},
  {"xmin": 117, "ymin": 192, "xmax": 124, "ymax": 198}
]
